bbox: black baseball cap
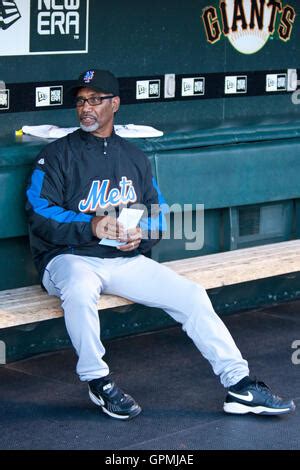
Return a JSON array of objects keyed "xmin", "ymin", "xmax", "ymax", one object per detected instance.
[{"xmin": 70, "ymin": 69, "xmax": 119, "ymax": 96}]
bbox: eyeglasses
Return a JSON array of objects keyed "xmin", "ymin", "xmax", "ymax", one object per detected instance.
[{"xmin": 75, "ymin": 95, "xmax": 115, "ymax": 107}]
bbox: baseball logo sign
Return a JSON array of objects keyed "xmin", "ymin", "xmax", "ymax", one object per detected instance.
[{"xmin": 202, "ymin": 0, "xmax": 296, "ymax": 55}]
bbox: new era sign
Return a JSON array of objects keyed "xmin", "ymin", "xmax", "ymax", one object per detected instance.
[
  {"xmin": 35, "ymin": 85, "xmax": 63, "ymax": 106},
  {"xmin": 0, "ymin": 0, "xmax": 89, "ymax": 56},
  {"xmin": 0, "ymin": 89, "xmax": 9, "ymax": 110}
]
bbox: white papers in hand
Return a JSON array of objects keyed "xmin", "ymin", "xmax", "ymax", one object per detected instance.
[{"xmin": 99, "ymin": 208, "xmax": 144, "ymax": 247}]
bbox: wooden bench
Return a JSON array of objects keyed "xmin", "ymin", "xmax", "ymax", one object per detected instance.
[{"xmin": 0, "ymin": 239, "xmax": 300, "ymax": 330}]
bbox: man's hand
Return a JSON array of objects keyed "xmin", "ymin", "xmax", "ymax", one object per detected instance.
[
  {"xmin": 91, "ymin": 215, "xmax": 126, "ymax": 240},
  {"xmin": 117, "ymin": 227, "xmax": 142, "ymax": 252},
  {"xmin": 91, "ymin": 216, "xmax": 141, "ymax": 251}
]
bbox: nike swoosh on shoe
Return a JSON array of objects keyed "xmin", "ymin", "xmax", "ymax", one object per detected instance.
[{"xmin": 228, "ymin": 391, "xmax": 254, "ymax": 402}]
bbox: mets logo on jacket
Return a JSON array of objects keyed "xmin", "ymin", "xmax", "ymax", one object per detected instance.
[{"xmin": 78, "ymin": 177, "xmax": 137, "ymax": 212}]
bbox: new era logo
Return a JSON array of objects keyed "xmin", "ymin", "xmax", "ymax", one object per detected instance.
[
  {"xmin": 0, "ymin": 0, "xmax": 89, "ymax": 56},
  {"xmin": 266, "ymin": 73, "xmax": 287, "ymax": 92},
  {"xmin": 225, "ymin": 76, "xmax": 247, "ymax": 95},
  {"xmin": 182, "ymin": 77, "xmax": 205, "ymax": 97},
  {"xmin": 0, "ymin": 89, "xmax": 9, "ymax": 110},
  {"xmin": 136, "ymin": 80, "xmax": 161, "ymax": 100},
  {"xmin": 35, "ymin": 86, "xmax": 63, "ymax": 107},
  {"xmin": 0, "ymin": 0, "xmax": 21, "ymax": 30}
]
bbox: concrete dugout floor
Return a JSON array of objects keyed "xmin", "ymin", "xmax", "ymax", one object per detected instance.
[{"xmin": 0, "ymin": 300, "xmax": 299, "ymax": 450}]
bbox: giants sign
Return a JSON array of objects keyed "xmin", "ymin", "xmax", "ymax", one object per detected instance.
[{"xmin": 202, "ymin": 0, "xmax": 296, "ymax": 54}]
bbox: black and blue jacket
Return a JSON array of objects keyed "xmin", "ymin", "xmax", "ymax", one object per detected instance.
[{"xmin": 26, "ymin": 129, "xmax": 166, "ymax": 281}]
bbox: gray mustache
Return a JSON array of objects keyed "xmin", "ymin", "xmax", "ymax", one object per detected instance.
[{"xmin": 81, "ymin": 114, "xmax": 97, "ymax": 119}]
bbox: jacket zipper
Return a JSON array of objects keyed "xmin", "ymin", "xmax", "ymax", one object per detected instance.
[{"xmin": 103, "ymin": 138, "xmax": 108, "ymax": 156}]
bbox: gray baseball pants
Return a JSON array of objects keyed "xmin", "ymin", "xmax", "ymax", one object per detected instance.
[{"xmin": 42, "ymin": 254, "xmax": 249, "ymax": 387}]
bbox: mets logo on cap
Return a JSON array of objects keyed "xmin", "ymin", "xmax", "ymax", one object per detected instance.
[{"xmin": 84, "ymin": 71, "xmax": 95, "ymax": 83}]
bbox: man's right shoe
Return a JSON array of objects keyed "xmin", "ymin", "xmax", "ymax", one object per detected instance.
[{"xmin": 88, "ymin": 375, "xmax": 142, "ymax": 420}]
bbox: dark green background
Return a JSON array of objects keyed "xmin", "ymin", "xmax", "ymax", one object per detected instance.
[{"xmin": 0, "ymin": 0, "xmax": 299, "ymax": 134}]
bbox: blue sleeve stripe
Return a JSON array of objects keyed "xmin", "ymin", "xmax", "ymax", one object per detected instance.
[
  {"xmin": 140, "ymin": 177, "xmax": 168, "ymax": 232},
  {"xmin": 152, "ymin": 177, "xmax": 167, "ymax": 208},
  {"xmin": 27, "ymin": 169, "xmax": 92, "ymax": 224}
]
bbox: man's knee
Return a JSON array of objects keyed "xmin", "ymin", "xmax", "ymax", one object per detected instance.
[
  {"xmin": 181, "ymin": 282, "xmax": 214, "ymax": 321},
  {"xmin": 61, "ymin": 276, "xmax": 100, "ymax": 304},
  {"xmin": 184, "ymin": 280, "xmax": 208, "ymax": 303}
]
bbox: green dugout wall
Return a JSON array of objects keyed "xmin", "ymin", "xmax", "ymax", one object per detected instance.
[{"xmin": 0, "ymin": 0, "xmax": 300, "ymax": 134}]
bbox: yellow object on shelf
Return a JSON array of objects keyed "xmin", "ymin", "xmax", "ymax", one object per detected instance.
[{"xmin": 15, "ymin": 129, "xmax": 23, "ymax": 136}]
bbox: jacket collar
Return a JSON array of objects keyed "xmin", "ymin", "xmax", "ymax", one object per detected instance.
[{"xmin": 79, "ymin": 128, "xmax": 117, "ymax": 144}]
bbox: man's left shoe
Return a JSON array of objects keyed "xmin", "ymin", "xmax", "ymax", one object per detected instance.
[{"xmin": 224, "ymin": 379, "xmax": 296, "ymax": 415}]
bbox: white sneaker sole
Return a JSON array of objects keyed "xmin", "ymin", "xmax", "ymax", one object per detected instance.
[{"xmin": 224, "ymin": 401, "xmax": 293, "ymax": 415}]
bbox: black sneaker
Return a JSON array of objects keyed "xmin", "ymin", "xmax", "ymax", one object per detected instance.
[
  {"xmin": 224, "ymin": 378, "xmax": 296, "ymax": 415},
  {"xmin": 88, "ymin": 375, "xmax": 142, "ymax": 420}
]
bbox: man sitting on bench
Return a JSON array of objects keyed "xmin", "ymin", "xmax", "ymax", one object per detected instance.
[{"xmin": 26, "ymin": 69, "xmax": 295, "ymax": 420}]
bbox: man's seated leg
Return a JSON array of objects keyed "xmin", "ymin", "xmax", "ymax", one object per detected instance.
[
  {"xmin": 43, "ymin": 254, "xmax": 142, "ymax": 420},
  {"xmin": 103, "ymin": 255, "xmax": 296, "ymax": 416},
  {"xmin": 43, "ymin": 254, "xmax": 109, "ymax": 381}
]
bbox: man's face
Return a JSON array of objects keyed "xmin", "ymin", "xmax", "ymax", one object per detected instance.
[{"xmin": 76, "ymin": 87, "xmax": 120, "ymax": 136}]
